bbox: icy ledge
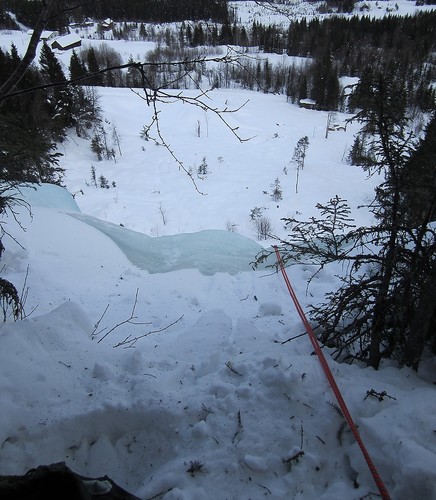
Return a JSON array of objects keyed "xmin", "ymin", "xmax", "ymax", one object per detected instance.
[
  {"xmin": 14, "ymin": 183, "xmax": 264, "ymax": 275},
  {"xmin": 69, "ymin": 212, "xmax": 263, "ymax": 275}
]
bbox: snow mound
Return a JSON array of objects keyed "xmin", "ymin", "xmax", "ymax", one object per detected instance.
[
  {"xmin": 15, "ymin": 183, "xmax": 81, "ymax": 212},
  {"xmin": 1, "ymin": 286, "xmax": 436, "ymax": 498}
]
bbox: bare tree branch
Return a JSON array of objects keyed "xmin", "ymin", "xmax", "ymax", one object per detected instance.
[
  {"xmin": 0, "ymin": 0, "xmax": 58, "ymax": 99},
  {"xmin": 91, "ymin": 289, "xmax": 183, "ymax": 349},
  {"xmin": 0, "ymin": 0, "xmax": 106, "ymax": 100},
  {"xmin": 95, "ymin": 288, "xmax": 152, "ymax": 343},
  {"xmin": 113, "ymin": 314, "xmax": 184, "ymax": 349}
]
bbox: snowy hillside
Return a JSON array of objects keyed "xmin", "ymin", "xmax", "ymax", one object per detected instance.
[
  {"xmin": 60, "ymin": 88, "xmax": 375, "ymax": 238},
  {"xmin": 1, "ymin": 83, "xmax": 435, "ymax": 499},
  {"xmin": 1, "ymin": 2, "xmax": 436, "ymax": 497},
  {"xmin": 228, "ymin": 0, "xmax": 436, "ymax": 25}
]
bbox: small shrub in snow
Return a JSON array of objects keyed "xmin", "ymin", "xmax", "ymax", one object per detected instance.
[
  {"xmin": 186, "ymin": 460, "xmax": 205, "ymax": 476},
  {"xmin": 197, "ymin": 156, "xmax": 208, "ymax": 177},
  {"xmin": 90, "ymin": 165, "xmax": 97, "ymax": 187},
  {"xmin": 249, "ymin": 206, "xmax": 264, "ymax": 220},
  {"xmin": 99, "ymin": 175, "xmax": 110, "ymax": 189},
  {"xmin": 226, "ymin": 220, "xmax": 238, "ymax": 232},
  {"xmin": 253, "ymin": 216, "xmax": 273, "ymax": 241}
]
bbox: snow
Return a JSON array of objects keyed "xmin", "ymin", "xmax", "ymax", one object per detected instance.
[
  {"xmin": 1, "ymin": 14, "xmax": 436, "ymax": 500},
  {"xmin": 229, "ymin": 0, "xmax": 436, "ymax": 26}
]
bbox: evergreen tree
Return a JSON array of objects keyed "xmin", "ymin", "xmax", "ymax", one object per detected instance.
[
  {"xmin": 91, "ymin": 131, "xmax": 104, "ymax": 161},
  {"xmin": 310, "ymin": 51, "xmax": 340, "ymax": 111},
  {"xmin": 139, "ymin": 22, "xmax": 147, "ymax": 40},
  {"xmin": 292, "ymin": 136, "xmax": 309, "ymax": 193},
  {"xmin": 192, "ymin": 25, "xmax": 205, "ymax": 47},
  {"xmin": 69, "ymin": 86, "xmax": 101, "ymax": 138},
  {"xmin": 256, "ymin": 76, "xmax": 435, "ymax": 370},
  {"xmin": 220, "ymin": 21, "xmax": 233, "ymax": 45},
  {"xmin": 402, "ymin": 114, "xmax": 436, "ymax": 226},
  {"xmin": 126, "ymin": 56, "xmax": 142, "ymax": 88},
  {"xmin": 39, "ymin": 42, "xmax": 66, "ymax": 83},
  {"xmin": 292, "ymin": 136, "xmax": 309, "ymax": 170},
  {"xmin": 197, "ymin": 156, "xmax": 208, "ymax": 176},
  {"xmin": 90, "ymin": 165, "xmax": 97, "ymax": 187},
  {"xmin": 298, "ymin": 75, "xmax": 308, "ymax": 101},
  {"xmin": 39, "ymin": 42, "xmax": 73, "ymax": 139},
  {"xmin": 348, "ymin": 135, "xmax": 366, "ymax": 166},
  {"xmin": 0, "ymin": 45, "xmax": 64, "ymax": 185},
  {"xmin": 69, "ymin": 49, "xmax": 87, "ymax": 81},
  {"xmin": 271, "ymin": 178, "xmax": 283, "ymax": 201},
  {"xmin": 0, "ymin": 114, "xmax": 63, "ymax": 184},
  {"xmin": 85, "ymin": 47, "xmax": 104, "ymax": 86}
]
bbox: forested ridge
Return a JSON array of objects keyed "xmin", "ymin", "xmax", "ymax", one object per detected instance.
[{"xmin": 1, "ymin": 0, "xmax": 229, "ymax": 28}]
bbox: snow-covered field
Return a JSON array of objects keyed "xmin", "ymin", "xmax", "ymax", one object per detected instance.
[{"xmin": 1, "ymin": 7, "xmax": 436, "ymax": 499}]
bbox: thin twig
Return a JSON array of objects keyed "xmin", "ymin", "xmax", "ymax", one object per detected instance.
[
  {"xmin": 275, "ymin": 331, "xmax": 308, "ymax": 344},
  {"xmin": 97, "ymin": 289, "xmax": 153, "ymax": 343},
  {"xmin": 258, "ymin": 484, "xmax": 272, "ymax": 495},
  {"xmin": 300, "ymin": 423, "xmax": 304, "ymax": 450},
  {"xmin": 225, "ymin": 361, "xmax": 242, "ymax": 376},
  {"xmin": 91, "ymin": 303, "xmax": 110, "ymax": 339},
  {"xmin": 232, "ymin": 410, "xmax": 243, "ymax": 444},
  {"xmin": 113, "ymin": 314, "xmax": 184, "ymax": 348},
  {"xmin": 145, "ymin": 487, "xmax": 174, "ymax": 500}
]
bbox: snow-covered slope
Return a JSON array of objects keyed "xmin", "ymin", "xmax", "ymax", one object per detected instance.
[{"xmin": 0, "ymin": 83, "xmax": 435, "ymax": 499}]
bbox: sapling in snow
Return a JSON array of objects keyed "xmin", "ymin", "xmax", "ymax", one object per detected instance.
[
  {"xmin": 292, "ymin": 136, "xmax": 309, "ymax": 193},
  {"xmin": 197, "ymin": 156, "xmax": 208, "ymax": 177},
  {"xmin": 271, "ymin": 178, "xmax": 283, "ymax": 202}
]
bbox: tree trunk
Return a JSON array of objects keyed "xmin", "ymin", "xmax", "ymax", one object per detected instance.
[{"xmin": 404, "ymin": 262, "xmax": 436, "ymax": 369}]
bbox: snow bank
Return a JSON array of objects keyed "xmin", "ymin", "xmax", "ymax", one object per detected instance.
[
  {"xmin": 15, "ymin": 183, "xmax": 81, "ymax": 212},
  {"xmin": 2, "ymin": 300, "xmax": 435, "ymax": 499}
]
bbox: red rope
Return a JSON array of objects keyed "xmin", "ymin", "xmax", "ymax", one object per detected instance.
[{"xmin": 273, "ymin": 246, "xmax": 391, "ymax": 500}]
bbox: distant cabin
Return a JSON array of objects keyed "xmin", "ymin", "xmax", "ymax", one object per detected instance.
[
  {"xmin": 51, "ymin": 34, "xmax": 82, "ymax": 51},
  {"xmin": 298, "ymin": 99, "xmax": 316, "ymax": 110},
  {"xmin": 69, "ymin": 18, "xmax": 94, "ymax": 29},
  {"xmin": 27, "ymin": 29, "xmax": 58, "ymax": 41},
  {"xmin": 100, "ymin": 18, "xmax": 114, "ymax": 31}
]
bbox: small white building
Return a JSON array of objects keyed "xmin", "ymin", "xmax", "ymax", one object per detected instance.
[
  {"xmin": 51, "ymin": 34, "xmax": 82, "ymax": 51},
  {"xmin": 27, "ymin": 29, "xmax": 58, "ymax": 41},
  {"xmin": 101, "ymin": 18, "xmax": 114, "ymax": 31},
  {"xmin": 298, "ymin": 98, "xmax": 316, "ymax": 110}
]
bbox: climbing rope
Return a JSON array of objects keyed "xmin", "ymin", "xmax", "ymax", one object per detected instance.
[{"xmin": 273, "ymin": 245, "xmax": 391, "ymax": 500}]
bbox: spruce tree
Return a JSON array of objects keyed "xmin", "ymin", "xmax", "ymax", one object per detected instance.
[
  {"xmin": 39, "ymin": 42, "xmax": 66, "ymax": 83},
  {"xmin": 402, "ymin": 114, "xmax": 436, "ymax": 225},
  {"xmin": 69, "ymin": 49, "xmax": 87, "ymax": 81},
  {"xmin": 271, "ymin": 178, "xmax": 283, "ymax": 201},
  {"xmin": 85, "ymin": 47, "xmax": 104, "ymax": 86},
  {"xmin": 256, "ymin": 75, "xmax": 435, "ymax": 370},
  {"xmin": 39, "ymin": 42, "xmax": 72, "ymax": 139},
  {"xmin": 293, "ymin": 136, "xmax": 309, "ymax": 170},
  {"xmin": 0, "ymin": 45, "xmax": 64, "ymax": 185},
  {"xmin": 126, "ymin": 56, "xmax": 142, "ymax": 88}
]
